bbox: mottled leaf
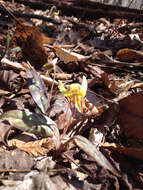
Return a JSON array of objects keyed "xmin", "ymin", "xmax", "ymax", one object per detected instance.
[
  {"xmin": 26, "ymin": 68, "xmax": 49, "ymax": 114},
  {"xmin": 73, "ymin": 135, "xmax": 120, "ymax": 177},
  {"xmin": 0, "ymin": 110, "xmax": 60, "ymax": 149}
]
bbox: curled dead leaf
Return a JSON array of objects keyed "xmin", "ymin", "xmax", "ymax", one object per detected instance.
[
  {"xmin": 9, "ymin": 137, "xmax": 55, "ymax": 157},
  {"xmin": 116, "ymin": 48, "xmax": 143, "ymax": 62}
]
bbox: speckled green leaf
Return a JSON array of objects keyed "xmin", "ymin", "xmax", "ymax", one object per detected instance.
[
  {"xmin": 0, "ymin": 110, "xmax": 60, "ymax": 149},
  {"xmin": 26, "ymin": 68, "xmax": 49, "ymax": 114}
]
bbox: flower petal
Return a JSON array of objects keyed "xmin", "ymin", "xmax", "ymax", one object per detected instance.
[
  {"xmin": 81, "ymin": 76, "xmax": 87, "ymax": 97},
  {"xmin": 58, "ymin": 80, "xmax": 70, "ymax": 97},
  {"xmin": 75, "ymin": 96, "xmax": 82, "ymax": 112}
]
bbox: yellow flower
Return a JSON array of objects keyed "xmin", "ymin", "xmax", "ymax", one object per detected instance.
[{"xmin": 58, "ymin": 76, "xmax": 87, "ymax": 112}]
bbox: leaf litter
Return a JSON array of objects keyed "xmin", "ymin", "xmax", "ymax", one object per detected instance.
[{"xmin": 0, "ymin": 0, "xmax": 143, "ymax": 189}]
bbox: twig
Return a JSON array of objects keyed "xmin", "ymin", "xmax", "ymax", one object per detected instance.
[
  {"xmin": 0, "ymin": 169, "xmax": 31, "ymax": 173},
  {"xmin": 1, "ymin": 57, "xmax": 58, "ymax": 86},
  {"xmin": 0, "ymin": 3, "xmax": 61, "ymax": 25},
  {"xmin": 13, "ymin": 12, "xmax": 62, "ymax": 25}
]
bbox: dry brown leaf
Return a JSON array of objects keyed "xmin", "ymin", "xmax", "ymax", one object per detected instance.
[
  {"xmin": 11, "ymin": 21, "xmax": 55, "ymax": 69},
  {"xmin": 74, "ymin": 136, "xmax": 120, "ymax": 177},
  {"xmin": 119, "ymin": 92, "xmax": 143, "ymax": 141},
  {"xmin": 116, "ymin": 48, "xmax": 143, "ymax": 62},
  {"xmin": 101, "ymin": 71, "xmax": 133, "ymax": 95},
  {"xmin": 102, "ymin": 142, "xmax": 143, "ymax": 161},
  {"xmin": 9, "ymin": 137, "xmax": 55, "ymax": 157},
  {"xmin": 54, "ymin": 46, "xmax": 89, "ymax": 63},
  {"xmin": 93, "ymin": 67, "xmax": 117, "ymax": 93},
  {"xmin": 0, "ymin": 149, "xmax": 34, "ymax": 170},
  {"xmin": 0, "ymin": 120, "xmax": 12, "ymax": 146},
  {"xmin": 0, "ymin": 67, "xmax": 23, "ymax": 93},
  {"xmin": 101, "ymin": 72, "xmax": 116, "ymax": 93}
]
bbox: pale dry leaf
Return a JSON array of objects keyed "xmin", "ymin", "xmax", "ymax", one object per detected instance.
[
  {"xmin": 0, "ymin": 89, "xmax": 10, "ymax": 95},
  {"xmin": 132, "ymin": 82, "xmax": 143, "ymax": 88},
  {"xmin": 1, "ymin": 57, "xmax": 26, "ymax": 71},
  {"xmin": 54, "ymin": 46, "xmax": 89, "ymax": 63},
  {"xmin": 9, "ymin": 138, "xmax": 55, "ymax": 157}
]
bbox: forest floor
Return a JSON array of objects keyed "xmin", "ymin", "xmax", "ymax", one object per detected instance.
[{"xmin": 0, "ymin": 1, "xmax": 143, "ymax": 189}]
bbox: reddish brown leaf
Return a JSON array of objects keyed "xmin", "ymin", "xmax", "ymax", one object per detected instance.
[
  {"xmin": 102, "ymin": 142, "xmax": 143, "ymax": 161},
  {"xmin": 11, "ymin": 21, "xmax": 55, "ymax": 69},
  {"xmin": 116, "ymin": 48, "xmax": 143, "ymax": 62},
  {"xmin": 119, "ymin": 92, "xmax": 143, "ymax": 140}
]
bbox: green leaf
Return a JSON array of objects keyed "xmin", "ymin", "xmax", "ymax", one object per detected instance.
[
  {"xmin": 10, "ymin": 47, "xmax": 21, "ymax": 53},
  {"xmin": 0, "ymin": 110, "xmax": 60, "ymax": 149},
  {"xmin": 26, "ymin": 68, "xmax": 49, "ymax": 114}
]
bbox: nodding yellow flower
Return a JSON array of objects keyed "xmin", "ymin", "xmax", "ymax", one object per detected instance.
[{"xmin": 58, "ymin": 76, "xmax": 87, "ymax": 112}]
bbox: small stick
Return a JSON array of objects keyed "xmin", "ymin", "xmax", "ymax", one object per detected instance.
[{"xmin": 0, "ymin": 2, "xmax": 61, "ymax": 25}]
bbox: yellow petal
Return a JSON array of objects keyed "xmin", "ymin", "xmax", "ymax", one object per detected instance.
[
  {"xmin": 69, "ymin": 84, "xmax": 81, "ymax": 96},
  {"xmin": 75, "ymin": 96, "xmax": 82, "ymax": 112},
  {"xmin": 58, "ymin": 80, "xmax": 68, "ymax": 96},
  {"xmin": 58, "ymin": 77, "xmax": 88, "ymax": 113}
]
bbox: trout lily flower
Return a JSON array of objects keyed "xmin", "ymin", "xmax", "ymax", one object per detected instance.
[{"xmin": 58, "ymin": 76, "xmax": 87, "ymax": 113}]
